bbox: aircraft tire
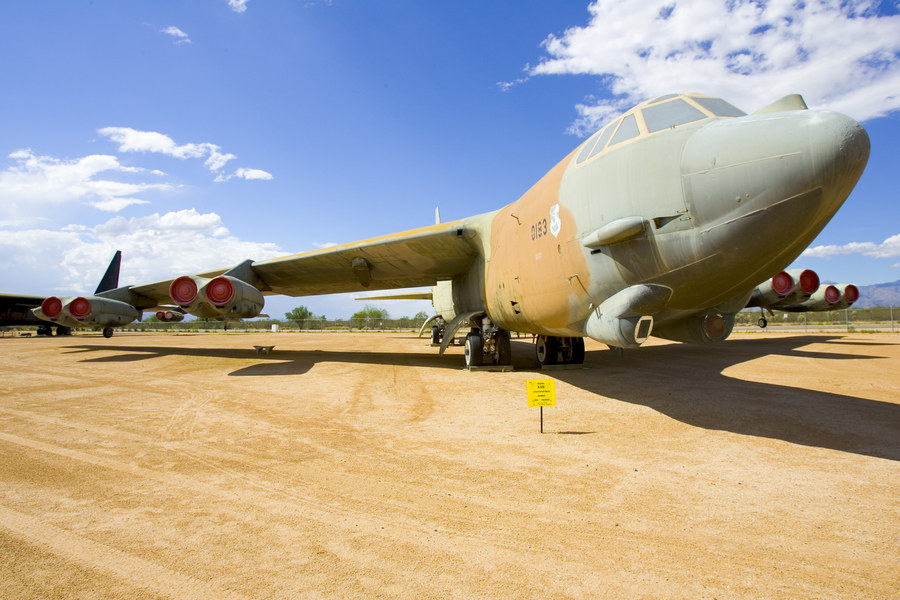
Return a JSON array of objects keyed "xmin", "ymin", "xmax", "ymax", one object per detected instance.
[
  {"xmin": 102, "ymin": 327, "xmax": 114, "ymax": 339},
  {"xmin": 495, "ymin": 331, "xmax": 511, "ymax": 365},
  {"xmin": 758, "ymin": 317, "xmax": 768, "ymax": 328},
  {"xmin": 430, "ymin": 325, "xmax": 441, "ymax": 345},
  {"xmin": 535, "ymin": 335, "xmax": 559, "ymax": 366},
  {"xmin": 562, "ymin": 337, "xmax": 585, "ymax": 364},
  {"xmin": 465, "ymin": 333, "xmax": 483, "ymax": 368}
]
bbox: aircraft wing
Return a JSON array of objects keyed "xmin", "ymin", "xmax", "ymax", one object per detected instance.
[
  {"xmin": 0, "ymin": 293, "xmax": 48, "ymax": 326},
  {"xmin": 0, "ymin": 293, "xmax": 45, "ymax": 307},
  {"xmin": 127, "ymin": 219, "xmax": 480, "ymax": 306}
]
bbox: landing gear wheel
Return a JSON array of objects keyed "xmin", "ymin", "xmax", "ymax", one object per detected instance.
[
  {"xmin": 758, "ymin": 317, "xmax": 768, "ymax": 328},
  {"xmin": 535, "ymin": 335, "xmax": 559, "ymax": 366},
  {"xmin": 37, "ymin": 325, "xmax": 52, "ymax": 336},
  {"xmin": 430, "ymin": 325, "xmax": 441, "ymax": 345},
  {"xmin": 561, "ymin": 337, "xmax": 585, "ymax": 364},
  {"xmin": 464, "ymin": 333, "xmax": 484, "ymax": 368},
  {"xmin": 102, "ymin": 327, "xmax": 114, "ymax": 339},
  {"xmin": 495, "ymin": 331, "xmax": 511, "ymax": 365}
]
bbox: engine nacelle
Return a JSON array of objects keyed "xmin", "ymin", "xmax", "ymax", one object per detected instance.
[
  {"xmin": 653, "ymin": 312, "xmax": 736, "ymax": 344},
  {"xmin": 778, "ymin": 283, "xmax": 859, "ymax": 312},
  {"xmin": 33, "ymin": 296, "xmax": 139, "ymax": 328},
  {"xmin": 748, "ymin": 271, "xmax": 794, "ymax": 307},
  {"xmin": 169, "ymin": 275, "xmax": 264, "ymax": 319},
  {"xmin": 834, "ymin": 284, "xmax": 859, "ymax": 309},
  {"xmin": 155, "ymin": 310, "xmax": 185, "ymax": 322},
  {"xmin": 772, "ymin": 268, "xmax": 820, "ymax": 306}
]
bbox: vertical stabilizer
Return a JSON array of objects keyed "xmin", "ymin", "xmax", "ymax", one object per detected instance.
[{"xmin": 94, "ymin": 251, "xmax": 122, "ymax": 294}]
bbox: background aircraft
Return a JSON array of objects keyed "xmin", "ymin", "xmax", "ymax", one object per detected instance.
[
  {"xmin": 1, "ymin": 251, "xmax": 123, "ymax": 336},
  {"xmin": 32, "ymin": 93, "xmax": 868, "ymax": 366}
]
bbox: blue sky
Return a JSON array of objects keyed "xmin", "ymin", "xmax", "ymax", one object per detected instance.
[{"xmin": 1, "ymin": 1, "xmax": 899, "ymax": 319}]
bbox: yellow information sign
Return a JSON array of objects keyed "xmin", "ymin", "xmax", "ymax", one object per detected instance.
[{"xmin": 526, "ymin": 379, "xmax": 557, "ymax": 407}]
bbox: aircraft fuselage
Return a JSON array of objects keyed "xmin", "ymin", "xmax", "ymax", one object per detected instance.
[{"xmin": 476, "ymin": 94, "xmax": 869, "ymax": 343}]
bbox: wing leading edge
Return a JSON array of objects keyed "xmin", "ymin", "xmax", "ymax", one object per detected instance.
[{"xmin": 128, "ymin": 218, "xmax": 481, "ymax": 306}]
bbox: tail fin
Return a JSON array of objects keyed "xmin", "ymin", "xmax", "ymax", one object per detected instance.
[{"xmin": 94, "ymin": 251, "xmax": 122, "ymax": 294}]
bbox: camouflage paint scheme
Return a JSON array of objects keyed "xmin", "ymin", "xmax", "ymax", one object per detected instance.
[{"xmin": 32, "ymin": 93, "xmax": 870, "ymax": 364}]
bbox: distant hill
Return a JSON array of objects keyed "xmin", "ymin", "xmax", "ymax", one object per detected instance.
[{"xmin": 855, "ymin": 280, "xmax": 900, "ymax": 308}]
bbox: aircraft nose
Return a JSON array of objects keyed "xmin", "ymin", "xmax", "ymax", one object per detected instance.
[{"xmin": 681, "ymin": 109, "xmax": 870, "ymax": 240}]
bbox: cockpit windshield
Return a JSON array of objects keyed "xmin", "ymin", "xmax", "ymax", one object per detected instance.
[{"xmin": 575, "ymin": 93, "xmax": 747, "ymax": 166}]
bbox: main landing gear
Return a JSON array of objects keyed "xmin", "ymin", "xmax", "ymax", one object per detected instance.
[
  {"xmin": 534, "ymin": 335, "xmax": 585, "ymax": 367},
  {"xmin": 463, "ymin": 317, "xmax": 512, "ymax": 368}
]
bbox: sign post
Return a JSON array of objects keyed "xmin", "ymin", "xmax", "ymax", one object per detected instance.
[{"xmin": 526, "ymin": 379, "xmax": 557, "ymax": 433}]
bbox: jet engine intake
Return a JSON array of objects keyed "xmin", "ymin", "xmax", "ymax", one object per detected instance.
[
  {"xmin": 771, "ymin": 268, "xmax": 820, "ymax": 306},
  {"xmin": 748, "ymin": 271, "xmax": 794, "ymax": 307},
  {"xmin": 155, "ymin": 310, "xmax": 185, "ymax": 322},
  {"xmin": 833, "ymin": 284, "xmax": 859, "ymax": 309},
  {"xmin": 169, "ymin": 275, "xmax": 264, "ymax": 319},
  {"xmin": 33, "ymin": 296, "xmax": 139, "ymax": 328},
  {"xmin": 203, "ymin": 276, "xmax": 264, "ymax": 318}
]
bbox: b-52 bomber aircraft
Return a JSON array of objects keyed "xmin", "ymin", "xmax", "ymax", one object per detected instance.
[
  {"xmin": 1, "ymin": 250, "xmax": 123, "ymax": 336},
  {"xmin": 33, "ymin": 92, "xmax": 869, "ymax": 367}
]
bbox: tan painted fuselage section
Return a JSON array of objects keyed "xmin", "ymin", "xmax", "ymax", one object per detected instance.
[{"xmin": 484, "ymin": 150, "xmax": 592, "ymax": 336}]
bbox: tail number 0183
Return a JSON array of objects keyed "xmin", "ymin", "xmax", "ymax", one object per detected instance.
[{"xmin": 531, "ymin": 218, "xmax": 548, "ymax": 241}]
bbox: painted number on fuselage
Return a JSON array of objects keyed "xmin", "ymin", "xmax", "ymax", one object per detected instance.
[{"xmin": 531, "ymin": 218, "xmax": 548, "ymax": 241}]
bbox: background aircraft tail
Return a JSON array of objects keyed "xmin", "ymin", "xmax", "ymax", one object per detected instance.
[{"xmin": 94, "ymin": 250, "xmax": 122, "ymax": 294}]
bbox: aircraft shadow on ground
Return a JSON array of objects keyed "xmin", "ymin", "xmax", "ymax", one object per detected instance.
[
  {"xmin": 68, "ymin": 335, "xmax": 900, "ymax": 461},
  {"xmin": 553, "ymin": 336, "xmax": 900, "ymax": 462}
]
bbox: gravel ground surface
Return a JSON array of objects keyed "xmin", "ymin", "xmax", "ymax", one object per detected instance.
[{"xmin": 1, "ymin": 331, "xmax": 898, "ymax": 599}]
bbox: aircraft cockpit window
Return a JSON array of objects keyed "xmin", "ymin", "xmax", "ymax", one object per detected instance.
[
  {"xmin": 642, "ymin": 99, "xmax": 707, "ymax": 133},
  {"xmin": 577, "ymin": 129, "xmax": 604, "ymax": 164},
  {"xmin": 574, "ymin": 94, "xmax": 747, "ymax": 167},
  {"xmin": 692, "ymin": 96, "xmax": 747, "ymax": 117},
  {"xmin": 649, "ymin": 93, "xmax": 679, "ymax": 104},
  {"xmin": 587, "ymin": 121, "xmax": 617, "ymax": 160},
  {"xmin": 609, "ymin": 114, "xmax": 639, "ymax": 146}
]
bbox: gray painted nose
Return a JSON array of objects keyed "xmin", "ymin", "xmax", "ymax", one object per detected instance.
[{"xmin": 681, "ymin": 109, "xmax": 869, "ymax": 233}]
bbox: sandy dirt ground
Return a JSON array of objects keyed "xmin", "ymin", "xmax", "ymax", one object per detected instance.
[{"xmin": 0, "ymin": 331, "xmax": 897, "ymax": 599}]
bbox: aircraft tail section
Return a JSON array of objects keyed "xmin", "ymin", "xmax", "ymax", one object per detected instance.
[{"xmin": 94, "ymin": 251, "xmax": 122, "ymax": 294}]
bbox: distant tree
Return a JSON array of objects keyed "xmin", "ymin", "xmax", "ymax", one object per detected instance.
[
  {"xmin": 414, "ymin": 311, "xmax": 429, "ymax": 321},
  {"xmin": 351, "ymin": 304, "xmax": 389, "ymax": 320},
  {"xmin": 285, "ymin": 306, "xmax": 313, "ymax": 323}
]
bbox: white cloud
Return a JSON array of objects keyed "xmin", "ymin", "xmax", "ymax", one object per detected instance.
[
  {"xmin": 214, "ymin": 167, "xmax": 274, "ymax": 182},
  {"xmin": 204, "ymin": 148, "xmax": 237, "ymax": 171},
  {"xmin": 312, "ymin": 242, "xmax": 338, "ymax": 249},
  {"xmin": 234, "ymin": 167, "xmax": 273, "ymax": 180},
  {"xmin": 99, "ymin": 127, "xmax": 208, "ymax": 160},
  {"xmin": 161, "ymin": 26, "xmax": 191, "ymax": 44},
  {"xmin": 228, "ymin": 0, "xmax": 249, "ymax": 14},
  {"xmin": 98, "ymin": 127, "xmax": 258, "ymax": 178},
  {"xmin": 0, "ymin": 209, "xmax": 284, "ymax": 294},
  {"xmin": 528, "ymin": 0, "xmax": 900, "ymax": 134},
  {"xmin": 802, "ymin": 234, "xmax": 900, "ymax": 259},
  {"xmin": 0, "ymin": 149, "xmax": 166, "ymax": 221}
]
